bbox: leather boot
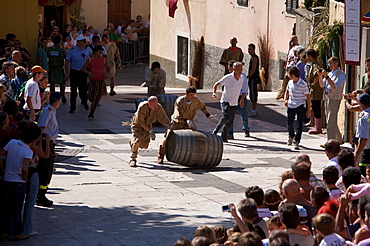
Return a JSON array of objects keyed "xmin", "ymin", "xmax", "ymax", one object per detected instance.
[
  {"xmin": 308, "ymin": 118, "xmax": 322, "ymax": 134},
  {"xmin": 37, "ymin": 188, "xmax": 53, "ymax": 207},
  {"xmin": 157, "ymin": 145, "xmax": 165, "ymax": 164}
]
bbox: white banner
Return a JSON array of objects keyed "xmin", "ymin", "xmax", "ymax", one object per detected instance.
[{"xmin": 345, "ymin": 0, "xmax": 361, "ymax": 65}]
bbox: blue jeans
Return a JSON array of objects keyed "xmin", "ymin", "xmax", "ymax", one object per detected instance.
[
  {"xmin": 287, "ymin": 105, "xmax": 306, "ymax": 143},
  {"xmin": 212, "ymin": 102, "xmax": 237, "ymax": 140},
  {"xmin": 23, "ymin": 170, "xmax": 39, "ymax": 235},
  {"xmin": 228, "ymin": 96, "xmax": 249, "ymax": 134},
  {"xmin": 3, "ymin": 182, "xmax": 26, "ymax": 235}
]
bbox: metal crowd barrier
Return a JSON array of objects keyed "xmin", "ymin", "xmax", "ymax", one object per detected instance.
[{"xmin": 116, "ymin": 36, "xmax": 149, "ymax": 65}]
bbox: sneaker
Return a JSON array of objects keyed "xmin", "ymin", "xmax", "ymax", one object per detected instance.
[
  {"xmin": 141, "ymin": 82, "xmax": 148, "ymax": 87},
  {"xmin": 222, "ymin": 138, "xmax": 228, "ymax": 143},
  {"xmin": 293, "ymin": 140, "xmax": 300, "ymax": 150},
  {"xmin": 88, "ymin": 115, "xmax": 94, "ymax": 121},
  {"xmin": 226, "ymin": 134, "xmax": 234, "ymax": 139},
  {"xmin": 83, "ymin": 103, "xmax": 89, "ymax": 111},
  {"xmin": 129, "ymin": 159, "xmax": 137, "ymax": 167},
  {"xmin": 69, "ymin": 108, "xmax": 76, "ymax": 113},
  {"xmin": 287, "ymin": 137, "xmax": 294, "ymax": 145},
  {"xmin": 247, "ymin": 111, "xmax": 257, "ymax": 117},
  {"xmin": 97, "ymin": 103, "xmax": 102, "ymax": 107},
  {"xmin": 109, "ymin": 90, "xmax": 116, "ymax": 96},
  {"xmin": 28, "ymin": 231, "xmax": 38, "ymax": 237},
  {"xmin": 244, "ymin": 129, "xmax": 250, "ymax": 137}
]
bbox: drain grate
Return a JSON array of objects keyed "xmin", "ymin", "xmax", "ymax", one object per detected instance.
[{"xmin": 86, "ymin": 129, "xmax": 115, "ymax": 134}]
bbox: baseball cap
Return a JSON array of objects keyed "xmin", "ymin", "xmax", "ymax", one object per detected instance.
[
  {"xmin": 296, "ymin": 205, "xmax": 308, "ymax": 224},
  {"xmin": 31, "ymin": 65, "xmax": 47, "ymax": 74},
  {"xmin": 358, "ymin": 93, "xmax": 370, "ymax": 106},
  {"xmin": 93, "ymin": 29, "xmax": 99, "ymax": 34},
  {"xmin": 76, "ymin": 36, "xmax": 86, "ymax": 41},
  {"xmin": 120, "ymin": 20, "xmax": 126, "ymax": 25}
]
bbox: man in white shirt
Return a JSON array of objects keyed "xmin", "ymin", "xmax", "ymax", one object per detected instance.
[
  {"xmin": 323, "ymin": 139, "xmax": 342, "ymax": 176},
  {"xmin": 211, "ymin": 62, "xmax": 247, "ymax": 142},
  {"xmin": 318, "ymin": 56, "xmax": 346, "ymax": 143},
  {"xmin": 23, "ymin": 65, "xmax": 46, "ymax": 121}
]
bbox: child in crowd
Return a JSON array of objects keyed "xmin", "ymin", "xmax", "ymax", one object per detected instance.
[
  {"xmin": 264, "ymin": 189, "xmax": 282, "ymax": 212},
  {"xmin": 312, "ymin": 213, "xmax": 346, "ymax": 246},
  {"xmin": 323, "ymin": 166, "xmax": 343, "ymax": 201},
  {"xmin": 0, "ymin": 123, "xmax": 41, "ymax": 240}
]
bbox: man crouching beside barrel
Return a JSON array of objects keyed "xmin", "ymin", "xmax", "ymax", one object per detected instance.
[
  {"xmin": 157, "ymin": 86, "xmax": 218, "ymax": 164},
  {"xmin": 129, "ymin": 96, "xmax": 170, "ymax": 167}
]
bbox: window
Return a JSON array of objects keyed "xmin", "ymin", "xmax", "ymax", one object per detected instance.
[
  {"xmin": 237, "ymin": 0, "xmax": 248, "ymax": 7},
  {"xmin": 176, "ymin": 34, "xmax": 189, "ymax": 78},
  {"xmin": 286, "ymin": 0, "xmax": 299, "ymax": 14}
]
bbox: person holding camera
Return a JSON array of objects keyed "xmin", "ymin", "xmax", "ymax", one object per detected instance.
[
  {"xmin": 306, "ymin": 49, "xmax": 324, "ymax": 134},
  {"xmin": 36, "ymin": 92, "xmax": 62, "ymax": 207},
  {"xmin": 318, "ymin": 56, "xmax": 346, "ymax": 144}
]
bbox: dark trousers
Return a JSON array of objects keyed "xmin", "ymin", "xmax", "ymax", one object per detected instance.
[
  {"xmin": 213, "ymin": 102, "xmax": 237, "ymax": 140},
  {"xmin": 2, "ymin": 182, "xmax": 26, "ymax": 234},
  {"xmin": 70, "ymin": 69, "xmax": 88, "ymax": 110},
  {"xmin": 287, "ymin": 105, "xmax": 306, "ymax": 143},
  {"xmin": 38, "ymin": 141, "xmax": 55, "ymax": 189},
  {"xmin": 311, "ymin": 100, "xmax": 322, "ymax": 118}
]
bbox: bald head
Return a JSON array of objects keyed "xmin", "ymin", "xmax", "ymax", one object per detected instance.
[
  {"xmin": 282, "ymin": 179, "xmax": 301, "ymax": 197},
  {"xmin": 295, "ymin": 154, "xmax": 311, "ymax": 165},
  {"xmin": 147, "ymin": 96, "xmax": 158, "ymax": 110}
]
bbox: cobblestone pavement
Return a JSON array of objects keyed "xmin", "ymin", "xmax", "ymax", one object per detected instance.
[{"xmin": 1, "ymin": 63, "xmax": 351, "ymax": 246}]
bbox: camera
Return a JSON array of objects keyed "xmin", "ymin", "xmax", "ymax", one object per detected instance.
[
  {"xmin": 318, "ymin": 68, "xmax": 323, "ymax": 73},
  {"xmin": 222, "ymin": 205, "xmax": 230, "ymax": 212}
]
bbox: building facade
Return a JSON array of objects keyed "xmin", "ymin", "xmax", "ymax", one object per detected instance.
[{"xmin": 150, "ymin": 0, "xmax": 298, "ymax": 90}]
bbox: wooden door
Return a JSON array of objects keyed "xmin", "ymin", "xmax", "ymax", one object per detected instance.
[{"xmin": 108, "ymin": 0, "xmax": 131, "ymax": 28}]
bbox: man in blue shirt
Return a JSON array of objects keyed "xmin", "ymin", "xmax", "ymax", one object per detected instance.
[
  {"xmin": 318, "ymin": 57, "xmax": 346, "ymax": 144},
  {"xmin": 354, "ymin": 93, "xmax": 370, "ymax": 176},
  {"xmin": 65, "ymin": 37, "xmax": 89, "ymax": 113}
]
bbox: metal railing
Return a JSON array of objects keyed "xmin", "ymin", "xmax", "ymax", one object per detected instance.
[{"xmin": 116, "ymin": 36, "xmax": 149, "ymax": 65}]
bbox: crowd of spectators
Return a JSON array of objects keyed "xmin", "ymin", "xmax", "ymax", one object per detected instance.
[
  {"xmin": 173, "ymin": 147, "xmax": 370, "ymax": 246},
  {"xmin": 0, "ymin": 29, "xmax": 65, "ymax": 240}
]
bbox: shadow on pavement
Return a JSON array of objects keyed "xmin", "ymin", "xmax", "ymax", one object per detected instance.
[{"xmin": 20, "ymin": 202, "xmax": 231, "ymax": 245}]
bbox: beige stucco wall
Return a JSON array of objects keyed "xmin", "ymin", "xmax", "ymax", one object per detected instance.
[
  {"xmin": 132, "ymin": 0, "xmax": 150, "ymax": 23},
  {"xmin": 0, "ymin": 0, "xmax": 39, "ymax": 62},
  {"xmin": 329, "ymin": 0, "xmax": 344, "ymax": 25},
  {"xmin": 81, "ymin": 0, "xmax": 107, "ymax": 33},
  {"xmin": 151, "ymin": 0, "xmax": 295, "ymax": 63}
]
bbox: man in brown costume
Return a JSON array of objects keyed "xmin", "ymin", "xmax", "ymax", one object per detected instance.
[
  {"xmin": 130, "ymin": 96, "xmax": 170, "ymax": 167},
  {"xmin": 219, "ymin": 37, "xmax": 244, "ymax": 75},
  {"xmin": 157, "ymin": 86, "xmax": 217, "ymax": 164}
]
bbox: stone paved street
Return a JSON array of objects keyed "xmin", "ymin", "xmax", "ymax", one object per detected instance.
[{"xmin": 1, "ymin": 63, "xmax": 351, "ymax": 246}]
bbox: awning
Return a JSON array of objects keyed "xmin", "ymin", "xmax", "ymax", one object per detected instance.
[{"xmin": 38, "ymin": 0, "xmax": 76, "ymax": 6}]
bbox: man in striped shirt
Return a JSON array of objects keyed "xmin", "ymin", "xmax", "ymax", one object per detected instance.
[{"xmin": 285, "ymin": 66, "xmax": 311, "ymax": 150}]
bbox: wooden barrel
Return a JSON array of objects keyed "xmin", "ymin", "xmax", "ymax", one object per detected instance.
[
  {"xmin": 135, "ymin": 94, "xmax": 178, "ymax": 119},
  {"xmin": 166, "ymin": 130, "xmax": 223, "ymax": 167}
]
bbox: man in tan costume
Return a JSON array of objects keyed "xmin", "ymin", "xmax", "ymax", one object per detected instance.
[
  {"xmin": 130, "ymin": 96, "xmax": 170, "ymax": 167},
  {"xmin": 219, "ymin": 37, "xmax": 244, "ymax": 75},
  {"xmin": 157, "ymin": 86, "xmax": 217, "ymax": 164}
]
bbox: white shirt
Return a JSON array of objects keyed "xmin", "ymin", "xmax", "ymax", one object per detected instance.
[
  {"xmin": 38, "ymin": 104, "xmax": 59, "ymax": 142},
  {"xmin": 286, "ymin": 78, "xmax": 309, "ymax": 108},
  {"xmin": 23, "ymin": 78, "xmax": 41, "ymax": 110},
  {"xmin": 126, "ymin": 26, "xmax": 138, "ymax": 41},
  {"xmin": 219, "ymin": 72, "xmax": 247, "ymax": 106},
  {"xmin": 4, "ymin": 139, "xmax": 33, "ymax": 183},
  {"xmin": 326, "ymin": 156, "xmax": 342, "ymax": 178},
  {"xmin": 319, "ymin": 233, "xmax": 346, "ymax": 246}
]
